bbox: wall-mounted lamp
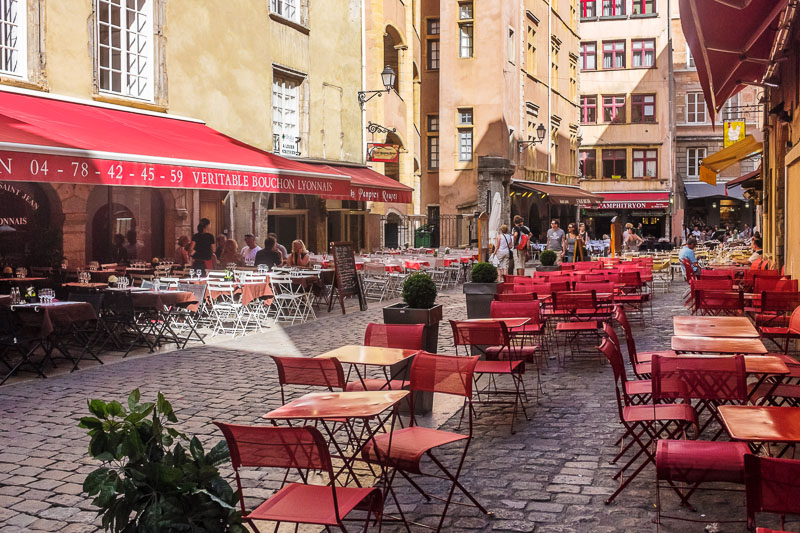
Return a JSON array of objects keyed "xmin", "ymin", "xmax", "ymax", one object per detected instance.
[
  {"xmin": 517, "ymin": 123, "xmax": 547, "ymax": 152},
  {"xmin": 358, "ymin": 65, "xmax": 396, "ymax": 109},
  {"xmin": 712, "ymin": 202, "xmax": 717, "ymax": 208}
]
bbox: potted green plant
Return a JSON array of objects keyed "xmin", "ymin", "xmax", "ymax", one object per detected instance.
[
  {"xmin": 79, "ymin": 389, "xmax": 245, "ymax": 533},
  {"xmin": 537, "ymin": 249, "xmax": 559, "ymax": 272},
  {"xmin": 463, "ymin": 262, "xmax": 499, "ymax": 318},
  {"xmin": 383, "ymin": 272, "xmax": 442, "ymax": 353}
]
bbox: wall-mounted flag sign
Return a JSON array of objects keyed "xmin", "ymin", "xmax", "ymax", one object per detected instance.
[
  {"xmin": 724, "ymin": 120, "xmax": 746, "ymax": 147},
  {"xmin": 367, "ymin": 143, "xmax": 400, "ymax": 163}
]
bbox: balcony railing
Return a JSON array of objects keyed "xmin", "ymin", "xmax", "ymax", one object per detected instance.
[{"xmin": 273, "ymin": 134, "xmax": 301, "ymax": 156}]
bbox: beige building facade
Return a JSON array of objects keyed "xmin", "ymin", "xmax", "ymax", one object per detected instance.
[
  {"xmin": 577, "ymin": 0, "xmax": 675, "ymax": 239},
  {"xmin": 0, "ymin": 0, "xmax": 366, "ymax": 265}
]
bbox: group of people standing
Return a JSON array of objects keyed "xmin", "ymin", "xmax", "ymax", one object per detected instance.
[{"xmin": 172, "ymin": 218, "xmax": 311, "ymax": 274}]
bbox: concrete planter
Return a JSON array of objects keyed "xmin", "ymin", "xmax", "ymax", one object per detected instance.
[{"xmin": 463, "ymin": 282, "xmax": 498, "ymax": 319}]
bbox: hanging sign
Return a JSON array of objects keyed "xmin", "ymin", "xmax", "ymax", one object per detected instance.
[
  {"xmin": 724, "ymin": 120, "xmax": 746, "ymax": 147},
  {"xmin": 367, "ymin": 144, "xmax": 401, "ymax": 163}
]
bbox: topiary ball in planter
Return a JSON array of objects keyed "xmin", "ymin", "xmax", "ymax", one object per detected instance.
[
  {"xmin": 539, "ymin": 249, "xmax": 558, "ymax": 266},
  {"xmin": 402, "ymin": 272, "xmax": 437, "ymax": 309},
  {"xmin": 471, "ymin": 262, "xmax": 498, "ymax": 283}
]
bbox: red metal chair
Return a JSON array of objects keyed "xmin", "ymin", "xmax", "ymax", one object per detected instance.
[
  {"xmin": 450, "ymin": 320, "xmax": 529, "ymax": 433},
  {"xmin": 597, "ymin": 338, "xmax": 697, "ymax": 504},
  {"xmin": 613, "ymin": 305, "xmax": 675, "ymax": 378},
  {"xmin": 602, "ymin": 321, "xmax": 652, "ymax": 405},
  {"xmin": 551, "ymin": 290, "xmax": 605, "ymax": 364},
  {"xmin": 694, "ymin": 289, "xmax": 745, "ymax": 316},
  {"xmin": 214, "ymin": 422, "xmax": 383, "ymax": 533},
  {"xmin": 655, "ymin": 439, "xmax": 749, "ymax": 524},
  {"xmin": 579, "ymin": 273, "xmax": 609, "ymax": 283},
  {"xmin": 361, "ymin": 352, "xmax": 490, "ymax": 533},
  {"xmin": 530, "ymin": 282, "xmax": 552, "ymax": 295},
  {"xmin": 755, "ymin": 277, "xmax": 798, "ymax": 294},
  {"xmin": 559, "ymin": 263, "xmax": 576, "ymax": 271},
  {"xmin": 745, "ymin": 454, "xmax": 800, "ymax": 532},
  {"xmin": 760, "ymin": 305, "xmax": 800, "ymax": 354},
  {"xmin": 701, "ymin": 270, "xmax": 735, "ymax": 280},
  {"xmin": 270, "ymin": 355, "xmax": 346, "ymax": 404},
  {"xmin": 491, "ymin": 300, "xmax": 548, "ymax": 361},
  {"xmin": 753, "ymin": 292, "xmax": 800, "ymax": 332},
  {"xmin": 496, "ymin": 291, "xmax": 537, "ymax": 302},
  {"xmin": 574, "ymin": 281, "xmax": 614, "ymax": 294},
  {"xmin": 549, "ymin": 280, "xmax": 571, "ymax": 292},
  {"xmin": 742, "ymin": 269, "xmax": 782, "ymax": 292},
  {"xmin": 687, "ymin": 279, "xmax": 735, "ymax": 312},
  {"xmin": 345, "ymin": 323, "xmax": 424, "ymax": 392},
  {"xmin": 682, "ymin": 258, "xmax": 697, "ymax": 283},
  {"xmin": 614, "ymin": 270, "xmax": 651, "ymax": 321}
]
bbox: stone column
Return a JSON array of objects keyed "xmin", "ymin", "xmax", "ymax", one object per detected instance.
[{"xmin": 477, "ymin": 156, "xmax": 516, "ymax": 234}]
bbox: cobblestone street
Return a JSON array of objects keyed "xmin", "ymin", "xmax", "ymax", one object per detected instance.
[{"xmin": 0, "ymin": 284, "xmax": 793, "ymax": 532}]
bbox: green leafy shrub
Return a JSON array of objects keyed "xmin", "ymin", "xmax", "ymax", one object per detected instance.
[
  {"xmin": 79, "ymin": 389, "xmax": 245, "ymax": 533},
  {"xmin": 470, "ymin": 262, "xmax": 498, "ymax": 283},
  {"xmin": 402, "ymin": 272, "xmax": 437, "ymax": 309},
  {"xmin": 539, "ymin": 250, "xmax": 558, "ymax": 266}
]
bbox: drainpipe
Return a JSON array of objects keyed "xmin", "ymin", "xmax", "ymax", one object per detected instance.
[
  {"xmin": 667, "ymin": 0, "xmax": 674, "ymax": 240},
  {"xmin": 361, "ymin": 0, "xmax": 367, "ymax": 164},
  {"xmin": 547, "ymin": 0, "xmax": 552, "ymax": 184}
]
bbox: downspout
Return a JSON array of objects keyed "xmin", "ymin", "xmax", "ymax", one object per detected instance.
[
  {"xmin": 667, "ymin": 0, "xmax": 674, "ymax": 240},
  {"xmin": 361, "ymin": 0, "xmax": 367, "ymax": 163},
  {"xmin": 547, "ymin": 0, "xmax": 552, "ymax": 184}
]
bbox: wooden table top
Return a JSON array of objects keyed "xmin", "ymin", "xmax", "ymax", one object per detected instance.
[
  {"xmin": 316, "ymin": 345, "xmax": 420, "ymax": 366},
  {"xmin": 719, "ymin": 405, "xmax": 800, "ymax": 442},
  {"xmin": 744, "ymin": 356, "xmax": 790, "ymax": 375},
  {"xmin": 263, "ymin": 390, "xmax": 409, "ymax": 420},
  {"xmin": 671, "ymin": 335, "xmax": 768, "ymax": 354},
  {"xmin": 462, "ymin": 317, "xmax": 531, "ymax": 328},
  {"xmin": 673, "ymin": 316, "xmax": 759, "ymax": 338}
]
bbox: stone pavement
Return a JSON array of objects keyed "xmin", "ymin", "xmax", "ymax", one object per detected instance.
[{"xmin": 0, "ymin": 284, "xmax": 796, "ymax": 532}]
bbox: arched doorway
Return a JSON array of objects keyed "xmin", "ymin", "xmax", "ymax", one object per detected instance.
[{"xmin": 384, "ymin": 212, "xmax": 401, "ymax": 249}]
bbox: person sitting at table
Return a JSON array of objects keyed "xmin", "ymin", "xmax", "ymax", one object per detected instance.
[
  {"xmin": 268, "ymin": 232, "xmax": 288, "ymax": 261},
  {"xmin": 215, "ymin": 233, "xmax": 227, "ymax": 260},
  {"xmin": 112, "ymin": 233, "xmax": 128, "ymax": 265},
  {"xmin": 240, "ymin": 234, "xmax": 261, "ymax": 265},
  {"xmin": 254, "ymin": 237, "xmax": 284, "ymax": 270},
  {"xmin": 679, "ymin": 237, "xmax": 701, "ymax": 276},
  {"xmin": 219, "ymin": 239, "xmax": 245, "ymax": 267},
  {"xmin": 287, "ymin": 239, "xmax": 310, "ymax": 268},
  {"xmin": 738, "ymin": 237, "xmax": 764, "ymax": 268},
  {"xmin": 173, "ymin": 236, "xmax": 190, "ymax": 267}
]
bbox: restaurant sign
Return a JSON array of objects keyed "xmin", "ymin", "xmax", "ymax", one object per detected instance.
[
  {"xmin": 0, "ymin": 149, "xmax": 351, "ymax": 198},
  {"xmin": 350, "ymin": 186, "xmax": 411, "ymax": 203},
  {"xmin": 594, "ymin": 200, "xmax": 670, "ymax": 210},
  {"xmin": 367, "ymin": 143, "xmax": 400, "ymax": 163}
]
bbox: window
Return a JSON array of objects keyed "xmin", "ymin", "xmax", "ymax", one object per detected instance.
[
  {"xmin": 551, "ymin": 42, "xmax": 559, "ymax": 90},
  {"xmin": 580, "ymin": 42, "xmax": 596, "ymax": 70},
  {"xmin": 687, "ymin": 48, "xmax": 695, "ymax": 68},
  {"xmin": 97, "ymin": 0, "xmax": 154, "ymax": 100},
  {"xmin": 602, "ymin": 0, "xmax": 625, "ymax": 16},
  {"xmin": 579, "ymin": 150, "xmax": 596, "ymax": 179},
  {"xmin": 427, "ymin": 18, "xmax": 440, "ymax": 35},
  {"xmin": 569, "ymin": 59, "xmax": 577, "ymax": 100},
  {"xmin": 458, "ymin": 1, "xmax": 473, "ymax": 19},
  {"xmin": 427, "ymin": 115, "xmax": 439, "ymax": 132},
  {"xmin": 602, "ymin": 149, "xmax": 627, "ymax": 179},
  {"xmin": 602, "ymin": 40, "xmax": 625, "ymax": 69},
  {"xmin": 570, "ymin": 0, "xmax": 577, "ymax": 27},
  {"xmin": 633, "ymin": 149, "xmax": 657, "ymax": 178},
  {"xmin": 270, "ymin": 0, "xmax": 298, "ymax": 23},
  {"xmin": 686, "ymin": 147, "xmax": 707, "ymax": 177},
  {"xmin": 687, "ymin": 92, "xmax": 706, "ymax": 123},
  {"xmin": 632, "ymin": 0, "xmax": 655, "ymax": 15},
  {"xmin": 507, "ymin": 27, "xmax": 515, "ymax": 64},
  {"xmin": 272, "ymin": 74, "xmax": 301, "ymax": 156},
  {"xmin": 457, "ymin": 108, "xmax": 473, "ymax": 162},
  {"xmin": 0, "ymin": 0, "xmax": 25, "ymax": 78},
  {"xmin": 526, "ymin": 26, "xmax": 536, "ymax": 74},
  {"xmin": 427, "ymin": 39, "xmax": 439, "ymax": 70},
  {"xmin": 580, "ymin": 0, "xmax": 596, "ymax": 18},
  {"xmin": 602, "ymin": 95, "xmax": 625, "ymax": 123},
  {"xmin": 551, "ymin": 130, "xmax": 558, "ymax": 170},
  {"xmin": 581, "ymin": 96, "xmax": 597, "ymax": 124},
  {"xmin": 458, "ymin": 1, "xmax": 473, "ymax": 58},
  {"xmin": 427, "ymin": 136, "xmax": 439, "ymax": 169},
  {"xmin": 632, "ymin": 39, "xmax": 655, "ymax": 68},
  {"xmin": 631, "ymin": 94, "xmax": 655, "ymax": 123}
]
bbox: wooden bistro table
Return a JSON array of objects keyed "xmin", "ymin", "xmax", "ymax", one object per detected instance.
[
  {"xmin": 673, "ymin": 316, "xmax": 759, "ymax": 338},
  {"xmin": 263, "ymin": 390, "xmax": 409, "ymax": 500},
  {"xmin": 719, "ymin": 405, "xmax": 800, "ymax": 456},
  {"xmin": 671, "ymin": 335, "xmax": 768, "ymax": 354}
]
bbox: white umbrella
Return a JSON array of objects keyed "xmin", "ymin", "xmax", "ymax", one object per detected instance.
[{"xmin": 488, "ymin": 192, "xmax": 502, "ymax": 240}]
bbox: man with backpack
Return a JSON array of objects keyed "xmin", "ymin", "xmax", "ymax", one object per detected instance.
[{"xmin": 511, "ymin": 215, "xmax": 532, "ymax": 275}]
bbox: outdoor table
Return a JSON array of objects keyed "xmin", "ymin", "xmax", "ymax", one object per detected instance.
[
  {"xmin": 718, "ymin": 405, "xmax": 800, "ymax": 456},
  {"xmin": 462, "ymin": 317, "xmax": 531, "ymax": 328},
  {"xmin": 130, "ymin": 290, "xmax": 197, "ymax": 349},
  {"xmin": 673, "ymin": 316, "xmax": 759, "ymax": 338},
  {"xmin": 263, "ymin": 390, "xmax": 408, "ymax": 491},
  {"xmin": 204, "ymin": 281, "xmax": 272, "ymax": 306},
  {"xmin": 671, "ymin": 335, "xmax": 768, "ymax": 354},
  {"xmin": 317, "ymin": 345, "xmax": 420, "ymax": 396},
  {"xmin": 63, "ymin": 282, "xmax": 108, "ymax": 292},
  {"xmin": 88, "ymin": 270, "xmax": 118, "ymax": 283},
  {"xmin": 0, "ymin": 277, "xmax": 47, "ymax": 289}
]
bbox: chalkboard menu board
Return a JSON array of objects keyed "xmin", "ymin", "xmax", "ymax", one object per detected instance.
[{"xmin": 328, "ymin": 242, "xmax": 368, "ymax": 314}]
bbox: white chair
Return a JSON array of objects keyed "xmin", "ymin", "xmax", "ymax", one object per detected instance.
[
  {"xmin": 206, "ymin": 281, "xmax": 245, "ymax": 336},
  {"xmin": 269, "ymin": 275, "xmax": 306, "ymax": 324}
]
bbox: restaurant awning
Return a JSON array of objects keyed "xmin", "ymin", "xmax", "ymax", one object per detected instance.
[
  {"xmin": 725, "ymin": 166, "xmax": 761, "ymax": 189},
  {"xmin": 511, "ymin": 180, "xmax": 603, "ymax": 206},
  {"xmin": 583, "ymin": 191, "xmax": 670, "ymax": 210},
  {"xmin": 0, "ymin": 88, "xmax": 350, "ymax": 197},
  {"xmin": 314, "ymin": 164, "xmax": 414, "ymax": 203},
  {"xmin": 685, "ymin": 181, "xmax": 746, "ymax": 200},
  {"xmin": 680, "ymin": 0, "xmax": 790, "ymax": 115},
  {"xmin": 699, "ymin": 135, "xmax": 762, "ymax": 185}
]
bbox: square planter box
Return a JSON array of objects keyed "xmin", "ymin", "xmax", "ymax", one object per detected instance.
[{"xmin": 463, "ymin": 282, "xmax": 498, "ymax": 319}]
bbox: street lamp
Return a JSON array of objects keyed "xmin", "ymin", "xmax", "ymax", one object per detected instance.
[
  {"xmin": 358, "ymin": 65, "xmax": 397, "ymax": 109},
  {"xmin": 518, "ymin": 123, "xmax": 547, "ymax": 152}
]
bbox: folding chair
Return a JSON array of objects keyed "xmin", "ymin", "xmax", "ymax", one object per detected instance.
[
  {"xmin": 450, "ymin": 320, "xmax": 530, "ymax": 433},
  {"xmin": 214, "ymin": 422, "xmax": 382, "ymax": 533},
  {"xmin": 601, "ymin": 321, "xmax": 651, "ymax": 405},
  {"xmin": 172, "ymin": 283, "xmax": 208, "ymax": 348},
  {"xmin": 694, "ymin": 290, "xmax": 744, "ymax": 316},
  {"xmin": 745, "ymin": 454, "xmax": 800, "ymax": 532},
  {"xmin": 361, "ymin": 352, "xmax": 490, "ymax": 533},
  {"xmin": 101, "ymin": 290, "xmax": 155, "ymax": 356},
  {"xmin": 345, "ymin": 323, "xmax": 425, "ymax": 392},
  {"xmin": 614, "ymin": 271, "xmax": 651, "ymax": 321},
  {"xmin": 0, "ymin": 306, "xmax": 45, "ymax": 384},
  {"xmin": 597, "ymin": 338, "xmax": 697, "ymax": 504},
  {"xmin": 491, "ymin": 300, "xmax": 548, "ymax": 361},
  {"xmin": 495, "ymin": 292, "xmax": 537, "ymax": 302},
  {"xmin": 269, "ymin": 275, "xmax": 306, "ymax": 324},
  {"xmin": 551, "ymin": 290, "xmax": 606, "ymax": 363},
  {"xmin": 207, "ymin": 281, "xmax": 246, "ymax": 336},
  {"xmin": 270, "ymin": 355, "xmax": 347, "ymax": 404},
  {"xmin": 753, "ymin": 292, "xmax": 800, "ymax": 332}
]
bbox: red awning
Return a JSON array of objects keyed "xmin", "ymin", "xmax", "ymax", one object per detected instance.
[
  {"xmin": 511, "ymin": 181, "xmax": 603, "ymax": 206},
  {"xmin": 680, "ymin": 0, "xmax": 789, "ymax": 114},
  {"xmin": 0, "ymin": 89, "xmax": 349, "ymax": 196},
  {"xmin": 319, "ymin": 164, "xmax": 413, "ymax": 203},
  {"xmin": 585, "ymin": 191, "xmax": 670, "ymax": 210},
  {"xmin": 725, "ymin": 166, "xmax": 761, "ymax": 188}
]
